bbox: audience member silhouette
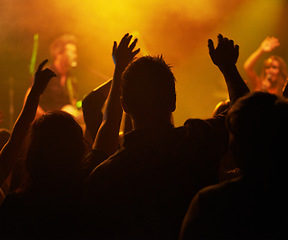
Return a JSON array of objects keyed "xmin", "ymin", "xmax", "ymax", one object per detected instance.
[
  {"xmin": 179, "ymin": 91, "xmax": 288, "ymax": 240},
  {"xmin": 212, "ymin": 100, "xmax": 241, "ymax": 181},
  {"xmin": 244, "ymin": 36, "xmax": 288, "ymax": 96},
  {"xmin": 81, "ymin": 34, "xmax": 249, "ymax": 239},
  {"xmin": 0, "ymin": 60, "xmax": 88, "ymax": 238}
]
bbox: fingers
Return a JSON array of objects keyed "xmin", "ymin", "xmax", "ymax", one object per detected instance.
[
  {"xmin": 119, "ymin": 33, "xmax": 132, "ymax": 48},
  {"xmin": 36, "ymin": 59, "xmax": 56, "ymax": 78},
  {"xmin": 45, "ymin": 68, "xmax": 57, "ymax": 78},
  {"xmin": 208, "ymin": 39, "xmax": 215, "ymax": 53},
  {"xmin": 271, "ymin": 37, "xmax": 280, "ymax": 47},
  {"xmin": 112, "ymin": 41, "xmax": 117, "ymax": 53},
  {"xmin": 126, "ymin": 35, "xmax": 133, "ymax": 45},
  {"xmin": 217, "ymin": 34, "xmax": 229, "ymax": 49},
  {"xmin": 215, "ymin": 34, "xmax": 238, "ymax": 49},
  {"xmin": 129, "ymin": 38, "xmax": 138, "ymax": 51},
  {"xmin": 112, "ymin": 41, "xmax": 117, "ymax": 56},
  {"xmin": 37, "ymin": 59, "xmax": 48, "ymax": 73},
  {"xmin": 235, "ymin": 44, "xmax": 239, "ymax": 52},
  {"xmin": 38, "ymin": 68, "xmax": 56, "ymax": 79},
  {"xmin": 132, "ymin": 48, "xmax": 140, "ymax": 58},
  {"xmin": 217, "ymin": 34, "xmax": 223, "ymax": 43},
  {"xmin": 115, "ymin": 33, "xmax": 140, "ymax": 57},
  {"xmin": 119, "ymin": 33, "xmax": 129, "ymax": 46}
]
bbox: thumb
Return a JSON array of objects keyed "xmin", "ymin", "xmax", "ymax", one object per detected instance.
[{"xmin": 208, "ymin": 39, "xmax": 215, "ymax": 55}]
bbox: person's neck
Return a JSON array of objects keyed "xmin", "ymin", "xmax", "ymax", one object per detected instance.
[{"xmin": 132, "ymin": 113, "xmax": 174, "ymax": 130}]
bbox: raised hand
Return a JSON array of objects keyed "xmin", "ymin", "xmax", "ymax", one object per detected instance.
[
  {"xmin": 208, "ymin": 34, "xmax": 239, "ymax": 69},
  {"xmin": 112, "ymin": 33, "xmax": 140, "ymax": 72},
  {"xmin": 260, "ymin": 36, "xmax": 279, "ymax": 52},
  {"xmin": 32, "ymin": 59, "xmax": 56, "ymax": 95}
]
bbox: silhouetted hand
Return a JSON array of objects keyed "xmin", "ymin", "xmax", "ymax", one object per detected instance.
[
  {"xmin": 208, "ymin": 34, "xmax": 239, "ymax": 69},
  {"xmin": 32, "ymin": 59, "xmax": 56, "ymax": 95},
  {"xmin": 260, "ymin": 36, "xmax": 279, "ymax": 52},
  {"xmin": 112, "ymin": 33, "xmax": 140, "ymax": 72}
]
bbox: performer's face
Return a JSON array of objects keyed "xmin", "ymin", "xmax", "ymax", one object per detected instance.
[
  {"xmin": 265, "ymin": 59, "xmax": 280, "ymax": 83},
  {"xmin": 63, "ymin": 43, "xmax": 78, "ymax": 68}
]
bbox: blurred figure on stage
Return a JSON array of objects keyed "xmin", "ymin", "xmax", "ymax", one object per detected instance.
[
  {"xmin": 243, "ymin": 36, "xmax": 288, "ymax": 96},
  {"xmin": 25, "ymin": 34, "xmax": 83, "ymax": 125}
]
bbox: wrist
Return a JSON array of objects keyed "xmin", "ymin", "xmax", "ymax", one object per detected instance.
[
  {"xmin": 114, "ymin": 65, "xmax": 126, "ymax": 75},
  {"xmin": 257, "ymin": 47, "xmax": 265, "ymax": 55},
  {"xmin": 113, "ymin": 66, "xmax": 125, "ymax": 84},
  {"xmin": 218, "ymin": 64, "xmax": 237, "ymax": 73}
]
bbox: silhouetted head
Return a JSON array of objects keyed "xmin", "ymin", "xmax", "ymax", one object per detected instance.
[
  {"xmin": 25, "ymin": 111, "xmax": 85, "ymax": 187},
  {"xmin": 121, "ymin": 56, "xmax": 176, "ymax": 124},
  {"xmin": 227, "ymin": 92, "xmax": 288, "ymax": 177}
]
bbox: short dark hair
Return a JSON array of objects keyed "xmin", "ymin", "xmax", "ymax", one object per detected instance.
[
  {"xmin": 50, "ymin": 34, "xmax": 77, "ymax": 60},
  {"xmin": 227, "ymin": 91, "xmax": 288, "ymax": 174},
  {"xmin": 121, "ymin": 56, "xmax": 176, "ymax": 119}
]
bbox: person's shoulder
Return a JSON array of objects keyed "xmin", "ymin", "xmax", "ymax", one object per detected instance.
[
  {"xmin": 183, "ymin": 118, "xmax": 213, "ymax": 140},
  {"xmin": 84, "ymin": 148, "xmax": 110, "ymax": 170},
  {"xmin": 184, "ymin": 115, "xmax": 228, "ymax": 142},
  {"xmin": 85, "ymin": 148, "xmax": 125, "ymax": 184},
  {"xmin": 197, "ymin": 177, "xmax": 242, "ymax": 201},
  {"xmin": 184, "ymin": 118, "xmax": 212, "ymax": 129}
]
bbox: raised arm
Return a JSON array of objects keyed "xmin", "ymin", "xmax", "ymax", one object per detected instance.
[
  {"xmin": 243, "ymin": 36, "xmax": 279, "ymax": 90},
  {"xmin": 208, "ymin": 34, "xmax": 249, "ymax": 105},
  {"xmin": 82, "ymin": 79, "xmax": 112, "ymax": 145},
  {"xmin": 24, "ymin": 87, "xmax": 46, "ymax": 119},
  {"xmin": 0, "ymin": 60, "xmax": 56, "ymax": 186},
  {"xmin": 93, "ymin": 34, "xmax": 140, "ymax": 156}
]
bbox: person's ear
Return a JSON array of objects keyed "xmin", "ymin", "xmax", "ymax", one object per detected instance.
[{"xmin": 170, "ymin": 93, "xmax": 176, "ymax": 112}]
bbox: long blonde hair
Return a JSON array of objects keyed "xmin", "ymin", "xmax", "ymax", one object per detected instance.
[{"xmin": 260, "ymin": 55, "xmax": 288, "ymax": 89}]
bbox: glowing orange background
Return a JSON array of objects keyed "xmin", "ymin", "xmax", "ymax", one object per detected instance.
[{"xmin": 0, "ymin": 0, "xmax": 287, "ymax": 129}]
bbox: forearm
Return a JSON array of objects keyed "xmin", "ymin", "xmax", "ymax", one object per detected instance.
[
  {"xmin": 93, "ymin": 68, "xmax": 123, "ymax": 155},
  {"xmin": 243, "ymin": 48, "xmax": 264, "ymax": 91},
  {"xmin": 219, "ymin": 65, "xmax": 250, "ymax": 105},
  {"xmin": 243, "ymin": 47, "xmax": 264, "ymax": 71},
  {"xmin": 13, "ymin": 87, "xmax": 41, "ymax": 136}
]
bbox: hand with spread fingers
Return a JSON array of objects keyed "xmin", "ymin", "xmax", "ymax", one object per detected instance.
[
  {"xmin": 208, "ymin": 34, "xmax": 239, "ymax": 69},
  {"xmin": 260, "ymin": 36, "xmax": 280, "ymax": 53},
  {"xmin": 112, "ymin": 33, "xmax": 140, "ymax": 73}
]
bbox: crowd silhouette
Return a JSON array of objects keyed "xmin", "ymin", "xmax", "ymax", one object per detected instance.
[{"xmin": 0, "ymin": 32, "xmax": 287, "ymax": 240}]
